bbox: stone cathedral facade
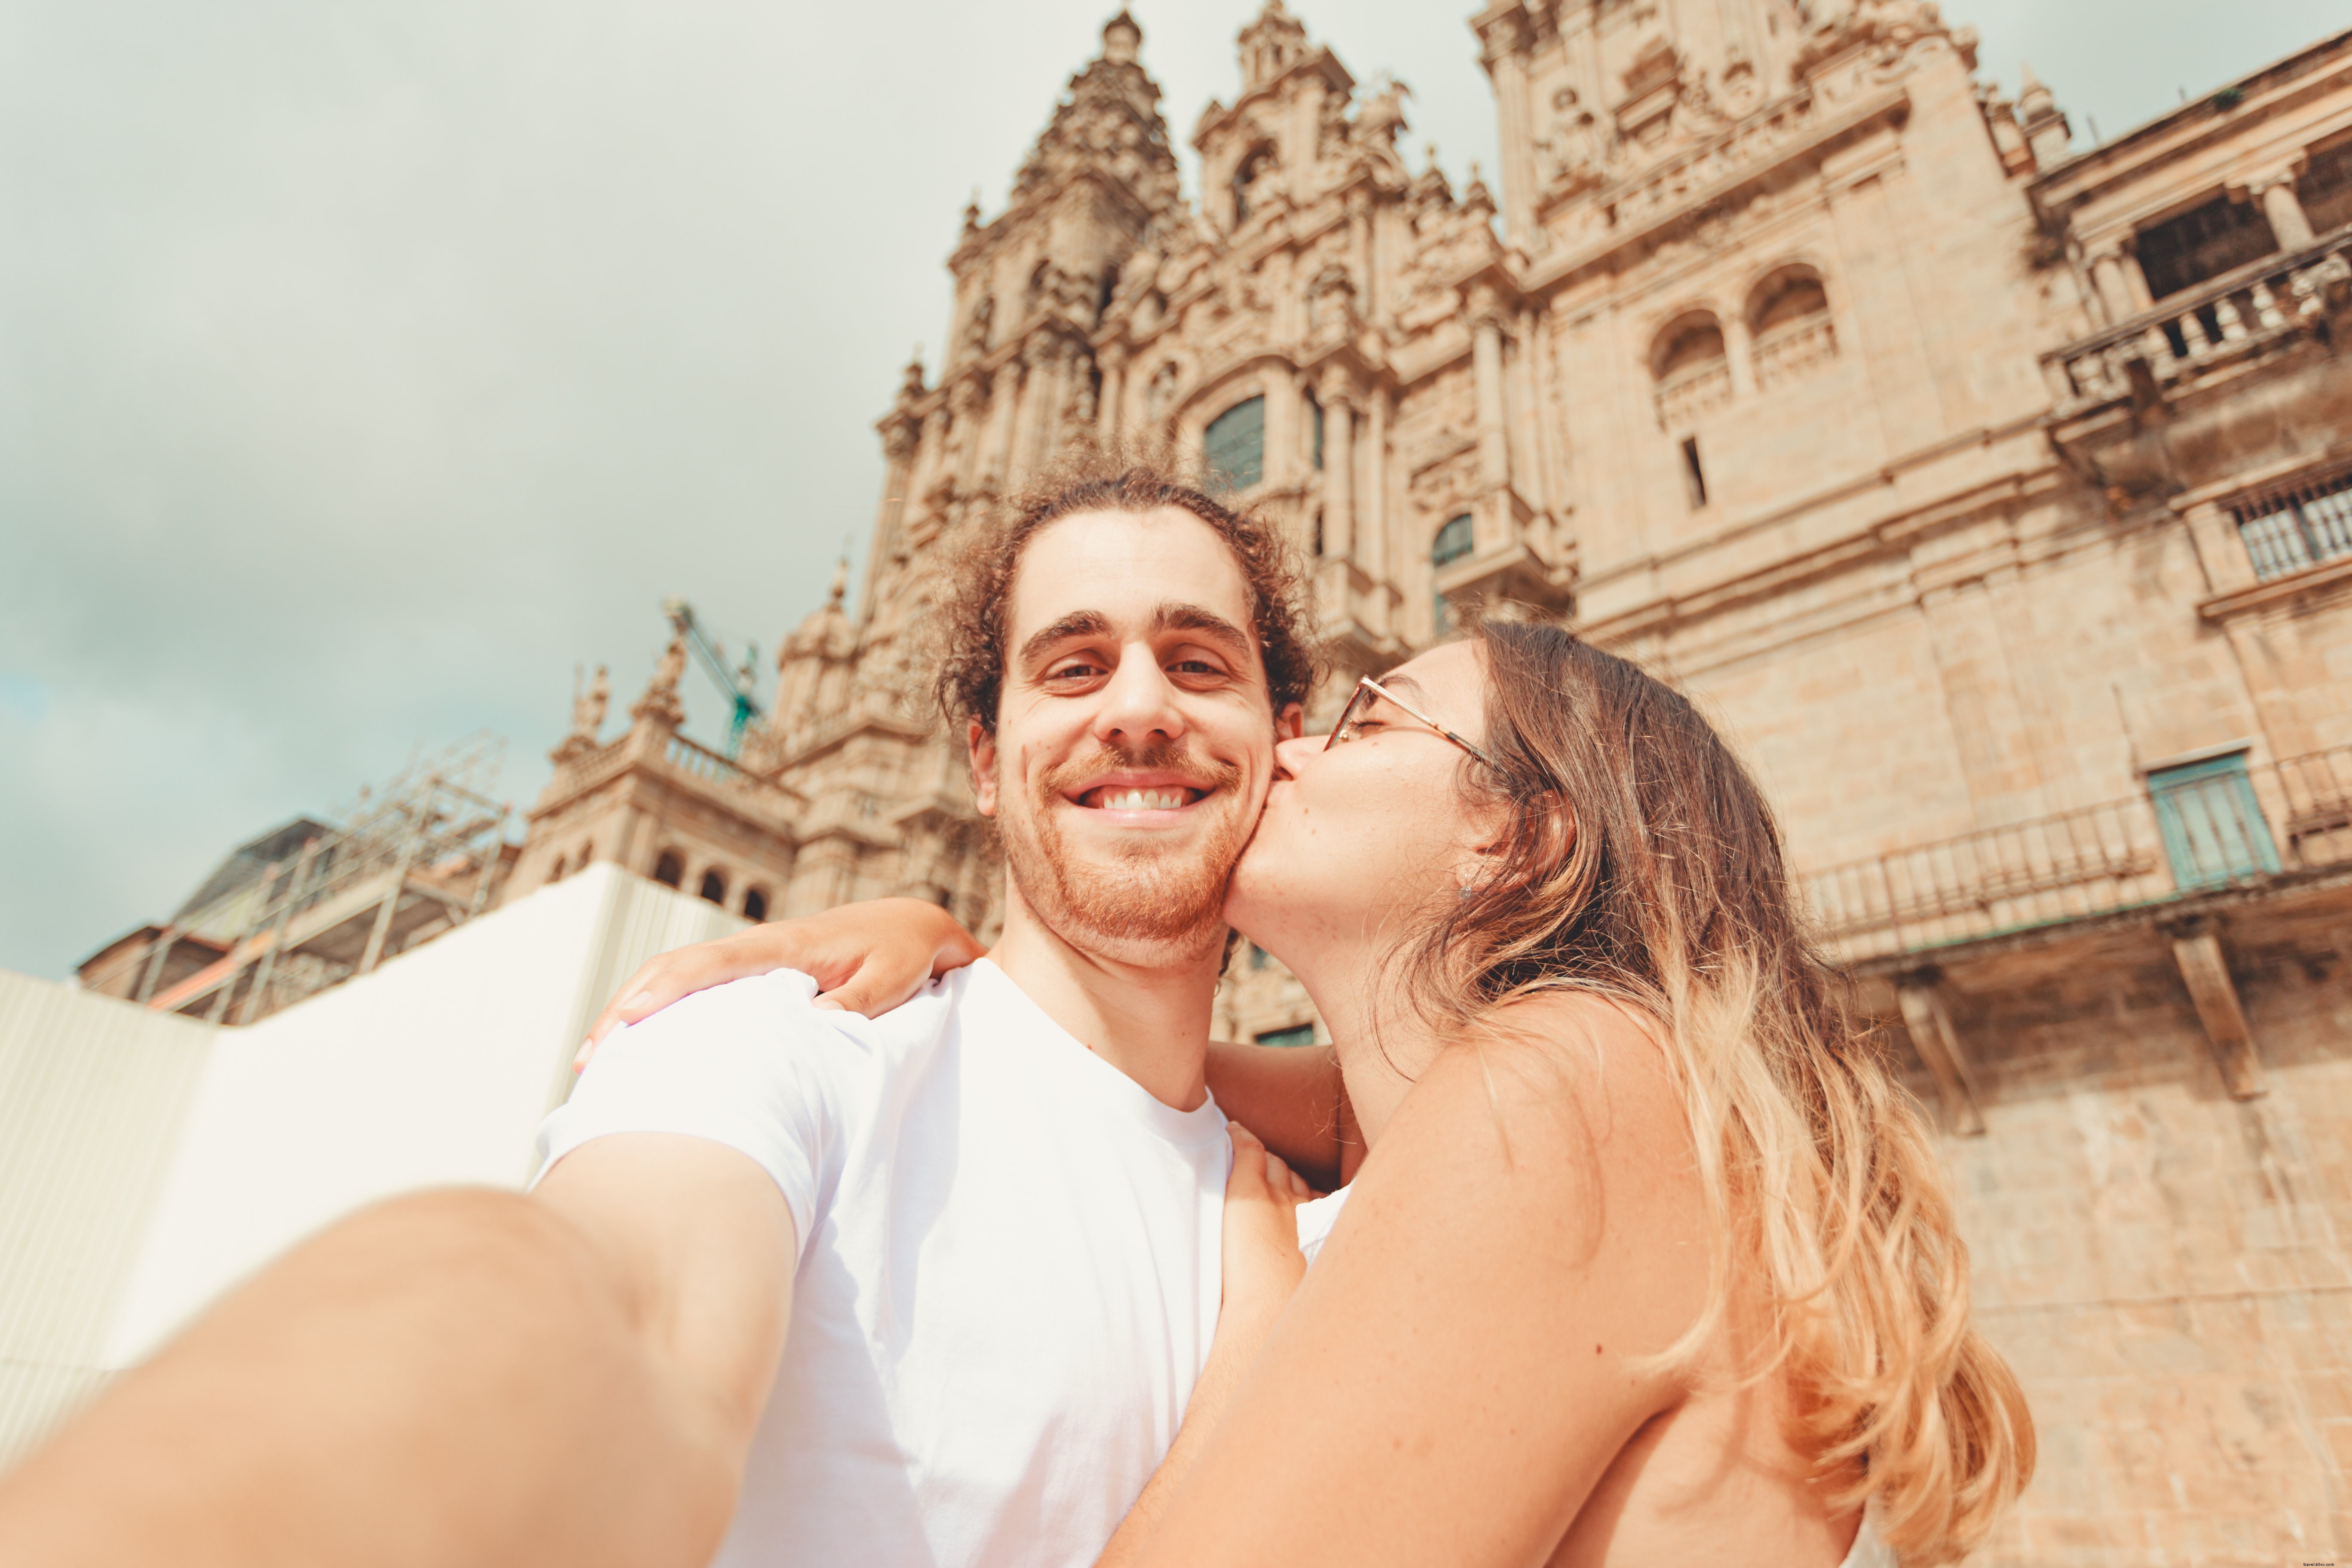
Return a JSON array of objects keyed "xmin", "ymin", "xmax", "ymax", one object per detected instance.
[{"xmin": 508, "ymin": 6, "xmax": 2352, "ymax": 1559}]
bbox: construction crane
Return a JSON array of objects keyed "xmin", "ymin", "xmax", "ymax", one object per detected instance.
[{"xmin": 662, "ymin": 597, "xmax": 765, "ymax": 758}]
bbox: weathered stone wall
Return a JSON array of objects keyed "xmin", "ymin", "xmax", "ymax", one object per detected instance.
[{"xmin": 1920, "ymin": 900, "xmax": 2352, "ymax": 1564}]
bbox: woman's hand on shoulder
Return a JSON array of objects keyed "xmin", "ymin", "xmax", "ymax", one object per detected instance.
[{"xmin": 577, "ymin": 897, "xmax": 986, "ymax": 1069}]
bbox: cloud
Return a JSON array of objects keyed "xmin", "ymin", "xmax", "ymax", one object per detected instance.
[{"xmin": 0, "ymin": 0, "xmax": 2335, "ymax": 977}]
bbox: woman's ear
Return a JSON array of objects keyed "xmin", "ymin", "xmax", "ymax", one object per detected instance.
[{"xmin": 1472, "ymin": 793, "xmax": 1574, "ymax": 877}]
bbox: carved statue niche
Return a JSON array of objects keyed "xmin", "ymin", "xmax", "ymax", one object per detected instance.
[
  {"xmin": 1144, "ymin": 361, "xmax": 1181, "ymax": 425},
  {"xmin": 1537, "ymin": 85, "xmax": 1610, "ymax": 197},
  {"xmin": 1308, "ymin": 262, "xmax": 1357, "ymax": 339},
  {"xmin": 958, "ymin": 294, "xmax": 995, "ymax": 358}
]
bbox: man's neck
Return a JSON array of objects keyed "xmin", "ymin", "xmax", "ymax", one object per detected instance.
[{"xmin": 987, "ymin": 885, "xmax": 1222, "ymax": 1112}]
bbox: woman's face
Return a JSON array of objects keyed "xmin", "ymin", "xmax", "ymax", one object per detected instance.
[{"xmin": 1225, "ymin": 640, "xmax": 1498, "ymax": 971}]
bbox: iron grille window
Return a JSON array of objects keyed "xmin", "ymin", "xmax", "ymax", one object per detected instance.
[
  {"xmin": 2147, "ymin": 752, "xmax": 2279, "ymax": 888},
  {"xmin": 2234, "ymin": 469, "xmax": 2352, "ymax": 580},
  {"xmin": 1256, "ymin": 1024, "xmax": 1316, "ymax": 1047},
  {"xmin": 1205, "ymin": 395, "xmax": 1266, "ymax": 490}
]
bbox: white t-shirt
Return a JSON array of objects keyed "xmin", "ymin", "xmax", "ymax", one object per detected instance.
[
  {"xmin": 1293, "ymin": 1184, "xmax": 1352, "ymax": 1265},
  {"xmin": 536, "ymin": 959, "xmax": 1230, "ymax": 1568}
]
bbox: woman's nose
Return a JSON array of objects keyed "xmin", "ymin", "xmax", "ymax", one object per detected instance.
[{"xmin": 1272, "ymin": 735, "xmax": 1322, "ymax": 780}]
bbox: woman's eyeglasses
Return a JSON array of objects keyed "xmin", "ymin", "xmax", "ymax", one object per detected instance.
[{"xmin": 1325, "ymin": 675, "xmax": 1497, "ymax": 768}]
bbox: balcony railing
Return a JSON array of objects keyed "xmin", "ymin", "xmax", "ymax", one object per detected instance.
[
  {"xmin": 1654, "ymin": 358, "xmax": 1732, "ymax": 430},
  {"xmin": 2041, "ymin": 222, "xmax": 2352, "ymax": 414},
  {"xmin": 1804, "ymin": 744, "xmax": 2352, "ymax": 963}
]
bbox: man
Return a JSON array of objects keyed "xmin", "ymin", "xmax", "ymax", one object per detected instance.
[{"xmin": 0, "ymin": 454, "xmax": 1315, "ymax": 1568}]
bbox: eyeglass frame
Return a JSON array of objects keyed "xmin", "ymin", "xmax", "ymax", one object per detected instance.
[{"xmin": 1324, "ymin": 674, "xmax": 1498, "ymax": 769}]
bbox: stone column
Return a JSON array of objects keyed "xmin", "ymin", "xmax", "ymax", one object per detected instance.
[
  {"xmin": 1723, "ymin": 311, "xmax": 1757, "ymax": 398},
  {"xmin": 1363, "ymin": 388, "xmax": 1391, "ymax": 596},
  {"xmin": 1316, "ymin": 370, "xmax": 1357, "ymax": 564},
  {"xmin": 2181, "ymin": 499, "xmax": 2259, "ymax": 596},
  {"xmin": 2250, "ymin": 171, "xmax": 2316, "ymax": 251},
  {"xmin": 862, "ymin": 419, "xmax": 918, "ymax": 624},
  {"xmin": 2088, "ymin": 247, "xmax": 2138, "ymax": 326},
  {"xmin": 948, "ymin": 376, "xmax": 987, "ymax": 492},
  {"xmin": 1096, "ymin": 343, "xmax": 1128, "ymax": 441},
  {"xmin": 1346, "ymin": 191, "xmax": 1374, "ymax": 317},
  {"xmin": 1507, "ymin": 308, "xmax": 1547, "ymax": 512},
  {"xmin": 1469, "ymin": 288, "xmax": 1513, "ymax": 493},
  {"xmin": 1481, "ymin": 12, "xmax": 1537, "ymax": 252},
  {"xmin": 1266, "ymin": 367, "xmax": 1303, "ymax": 492},
  {"xmin": 980, "ymin": 354, "xmax": 1026, "ymax": 491}
]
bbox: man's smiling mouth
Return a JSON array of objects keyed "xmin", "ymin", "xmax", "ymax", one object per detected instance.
[{"xmin": 1078, "ymin": 786, "xmax": 1203, "ymax": 811}]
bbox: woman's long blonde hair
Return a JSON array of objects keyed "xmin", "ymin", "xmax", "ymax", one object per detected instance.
[{"xmin": 1411, "ymin": 620, "xmax": 2033, "ymax": 1565}]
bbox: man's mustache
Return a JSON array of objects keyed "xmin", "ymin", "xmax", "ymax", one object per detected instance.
[{"xmin": 1036, "ymin": 740, "xmax": 1243, "ymax": 802}]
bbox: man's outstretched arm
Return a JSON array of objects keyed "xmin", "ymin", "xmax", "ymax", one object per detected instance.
[{"xmin": 0, "ymin": 1134, "xmax": 793, "ymax": 1568}]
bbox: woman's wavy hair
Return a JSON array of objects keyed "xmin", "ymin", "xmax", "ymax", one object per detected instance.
[{"xmin": 1415, "ymin": 619, "xmax": 2032, "ymax": 1566}]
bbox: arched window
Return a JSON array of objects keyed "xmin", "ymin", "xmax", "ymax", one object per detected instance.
[
  {"xmin": 1651, "ymin": 310, "xmax": 1731, "ymax": 429},
  {"xmin": 652, "ymin": 851, "xmax": 684, "ymax": 888},
  {"xmin": 546, "ymin": 855, "xmax": 566, "ymax": 883},
  {"xmin": 1746, "ymin": 266, "xmax": 1837, "ymax": 388},
  {"xmin": 741, "ymin": 886, "xmax": 769, "ymax": 922},
  {"xmin": 1433, "ymin": 514, "xmax": 1475, "ymax": 567},
  {"xmin": 1205, "ymin": 396, "xmax": 1266, "ymax": 490},
  {"xmin": 698, "ymin": 868, "xmax": 729, "ymax": 905},
  {"xmin": 1652, "ymin": 313, "xmax": 1727, "ymax": 380},
  {"xmin": 1233, "ymin": 145, "xmax": 1274, "ymax": 224}
]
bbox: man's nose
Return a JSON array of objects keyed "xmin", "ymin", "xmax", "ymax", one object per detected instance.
[{"xmin": 1093, "ymin": 647, "xmax": 1186, "ymax": 747}]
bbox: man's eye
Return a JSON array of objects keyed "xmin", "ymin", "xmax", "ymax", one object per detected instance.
[
  {"xmin": 1168, "ymin": 658, "xmax": 1223, "ymax": 677},
  {"xmin": 1046, "ymin": 662, "xmax": 1105, "ymax": 683}
]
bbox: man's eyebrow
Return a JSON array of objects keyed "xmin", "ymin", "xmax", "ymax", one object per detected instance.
[
  {"xmin": 1378, "ymin": 672, "xmax": 1431, "ymax": 705},
  {"xmin": 1016, "ymin": 610, "xmax": 1113, "ymax": 668},
  {"xmin": 1150, "ymin": 602, "xmax": 1254, "ymax": 659}
]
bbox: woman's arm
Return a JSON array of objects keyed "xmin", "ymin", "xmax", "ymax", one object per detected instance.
[
  {"xmin": 579, "ymin": 899, "xmax": 1362, "ymax": 1185},
  {"xmin": 579, "ymin": 897, "xmax": 985, "ymax": 1066},
  {"xmin": 1126, "ymin": 1001, "xmax": 1707, "ymax": 1568},
  {"xmin": 1096, "ymin": 1125, "xmax": 1309, "ymax": 1568}
]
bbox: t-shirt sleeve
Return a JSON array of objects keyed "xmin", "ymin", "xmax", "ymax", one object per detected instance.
[{"xmin": 533, "ymin": 969, "xmax": 872, "ymax": 1256}]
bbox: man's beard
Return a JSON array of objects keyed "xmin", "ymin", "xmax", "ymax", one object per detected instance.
[{"xmin": 996, "ymin": 739, "xmax": 1249, "ymax": 961}]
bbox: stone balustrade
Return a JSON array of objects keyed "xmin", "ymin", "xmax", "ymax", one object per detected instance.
[
  {"xmin": 1805, "ymin": 743, "xmax": 2352, "ymax": 963},
  {"xmin": 2042, "ymin": 223, "xmax": 2352, "ymax": 412},
  {"xmin": 1653, "ymin": 357, "xmax": 1732, "ymax": 431}
]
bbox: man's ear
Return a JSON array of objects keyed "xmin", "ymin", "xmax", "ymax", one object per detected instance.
[
  {"xmin": 968, "ymin": 718, "xmax": 1000, "ymax": 818},
  {"xmin": 1275, "ymin": 701, "xmax": 1305, "ymax": 742}
]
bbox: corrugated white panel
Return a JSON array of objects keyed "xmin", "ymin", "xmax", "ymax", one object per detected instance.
[{"xmin": 0, "ymin": 972, "xmax": 216, "ymax": 1469}]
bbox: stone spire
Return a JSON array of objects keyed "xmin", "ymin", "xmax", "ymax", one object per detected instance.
[{"xmin": 1007, "ymin": 12, "xmax": 1182, "ymax": 215}]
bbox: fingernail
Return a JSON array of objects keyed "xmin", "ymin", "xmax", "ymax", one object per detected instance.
[{"xmin": 811, "ymin": 995, "xmax": 844, "ymax": 1011}]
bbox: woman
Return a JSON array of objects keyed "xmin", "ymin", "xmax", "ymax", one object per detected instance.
[{"xmin": 585, "ymin": 621, "xmax": 2033, "ymax": 1566}]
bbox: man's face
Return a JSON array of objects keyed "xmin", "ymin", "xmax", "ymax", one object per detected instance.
[{"xmin": 970, "ymin": 507, "xmax": 1294, "ymax": 965}]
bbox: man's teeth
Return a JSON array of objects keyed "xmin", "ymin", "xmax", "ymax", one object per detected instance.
[{"xmin": 1098, "ymin": 787, "xmax": 1187, "ymax": 810}]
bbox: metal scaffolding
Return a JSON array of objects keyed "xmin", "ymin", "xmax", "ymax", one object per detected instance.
[{"xmin": 116, "ymin": 735, "xmax": 513, "ymax": 1026}]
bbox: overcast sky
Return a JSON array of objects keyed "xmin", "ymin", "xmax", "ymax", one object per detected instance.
[{"xmin": 2, "ymin": 0, "xmax": 2342, "ymax": 980}]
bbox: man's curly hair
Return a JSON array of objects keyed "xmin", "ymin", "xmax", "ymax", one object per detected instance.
[{"xmin": 932, "ymin": 442, "xmax": 1320, "ymax": 736}]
